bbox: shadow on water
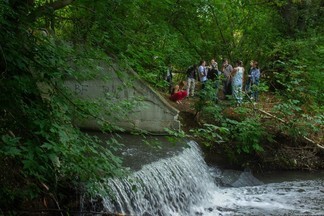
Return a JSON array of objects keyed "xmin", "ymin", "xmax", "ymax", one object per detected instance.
[{"xmin": 255, "ymin": 170, "xmax": 324, "ymax": 184}]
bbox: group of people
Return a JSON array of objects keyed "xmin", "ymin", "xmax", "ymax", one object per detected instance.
[{"xmin": 167, "ymin": 59, "xmax": 260, "ymax": 105}]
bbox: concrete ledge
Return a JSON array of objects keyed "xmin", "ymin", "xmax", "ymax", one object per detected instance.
[{"xmin": 64, "ymin": 62, "xmax": 180, "ymax": 133}]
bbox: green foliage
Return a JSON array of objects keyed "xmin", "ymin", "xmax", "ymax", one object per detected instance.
[
  {"xmin": 269, "ymin": 36, "xmax": 324, "ymax": 107},
  {"xmin": 0, "ymin": 3, "xmax": 128, "ymax": 208},
  {"xmin": 217, "ymin": 113, "xmax": 267, "ymax": 155},
  {"xmin": 230, "ymin": 117, "xmax": 266, "ymax": 154},
  {"xmin": 1, "ymin": 0, "xmax": 324, "ymax": 209},
  {"xmin": 272, "ymin": 100, "xmax": 323, "ymax": 140},
  {"xmin": 190, "ymin": 123, "xmax": 229, "ymax": 148},
  {"xmin": 194, "ymin": 81, "xmax": 219, "ymax": 114}
]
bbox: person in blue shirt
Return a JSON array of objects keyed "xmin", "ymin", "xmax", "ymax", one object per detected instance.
[
  {"xmin": 245, "ymin": 60, "xmax": 254, "ymax": 93},
  {"xmin": 250, "ymin": 60, "xmax": 260, "ymax": 102}
]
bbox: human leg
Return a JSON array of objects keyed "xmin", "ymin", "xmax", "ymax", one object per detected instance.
[
  {"xmin": 201, "ymin": 80, "xmax": 206, "ymax": 89},
  {"xmin": 252, "ymin": 80, "xmax": 259, "ymax": 101},
  {"xmin": 237, "ymin": 83, "xmax": 243, "ymax": 104},
  {"xmin": 187, "ymin": 78, "xmax": 191, "ymax": 96},
  {"xmin": 167, "ymin": 76, "xmax": 172, "ymax": 94},
  {"xmin": 232, "ymin": 82, "xmax": 237, "ymax": 101},
  {"xmin": 245, "ymin": 77, "xmax": 251, "ymax": 93},
  {"xmin": 232, "ymin": 81, "xmax": 243, "ymax": 104},
  {"xmin": 222, "ymin": 79, "xmax": 227, "ymax": 96},
  {"xmin": 191, "ymin": 78, "xmax": 195, "ymax": 96},
  {"xmin": 214, "ymin": 80, "xmax": 219, "ymax": 102}
]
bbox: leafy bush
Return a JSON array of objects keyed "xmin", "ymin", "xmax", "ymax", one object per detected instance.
[
  {"xmin": 0, "ymin": 6, "xmax": 127, "ymax": 208},
  {"xmin": 190, "ymin": 123, "xmax": 229, "ymax": 148},
  {"xmin": 231, "ymin": 117, "xmax": 266, "ymax": 154}
]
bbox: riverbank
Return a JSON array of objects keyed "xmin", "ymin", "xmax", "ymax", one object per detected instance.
[{"xmin": 162, "ymin": 91, "xmax": 324, "ymax": 172}]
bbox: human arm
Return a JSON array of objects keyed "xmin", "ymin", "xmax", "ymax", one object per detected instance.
[
  {"xmin": 173, "ymin": 85, "xmax": 180, "ymax": 93},
  {"xmin": 198, "ymin": 66, "xmax": 206, "ymax": 78},
  {"xmin": 231, "ymin": 67, "xmax": 237, "ymax": 77}
]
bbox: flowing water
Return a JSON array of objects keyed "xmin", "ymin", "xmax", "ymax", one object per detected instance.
[{"xmin": 91, "ymin": 135, "xmax": 324, "ymax": 216}]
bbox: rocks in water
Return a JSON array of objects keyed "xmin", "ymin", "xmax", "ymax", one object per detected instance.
[{"xmin": 215, "ymin": 169, "xmax": 263, "ymax": 187}]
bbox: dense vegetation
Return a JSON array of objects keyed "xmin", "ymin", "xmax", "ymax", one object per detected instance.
[{"xmin": 0, "ymin": 0, "xmax": 323, "ymax": 213}]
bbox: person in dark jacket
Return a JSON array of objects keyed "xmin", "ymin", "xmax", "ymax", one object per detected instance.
[
  {"xmin": 186, "ymin": 64, "xmax": 197, "ymax": 97},
  {"xmin": 207, "ymin": 59, "xmax": 221, "ymax": 102},
  {"xmin": 222, "ymin": 59, "xmax": 233, "ymax": 98}
]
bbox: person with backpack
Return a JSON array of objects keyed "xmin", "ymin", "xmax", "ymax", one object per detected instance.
[
  {"xmin": 207, "ymin": 59, "xmax": 221, "ymax": 102},
  {"xmin": 207, "ymin": 59, "xmax": 218, "ymax": 81},
  {"xmin": 186, "ymin": 64, "xmax": 198, "ymax": 97}
]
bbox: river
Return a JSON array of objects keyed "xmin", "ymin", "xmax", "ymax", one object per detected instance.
[{"xmin": 88, "ymin": 133, "xmax": 324, "ymax": 216}]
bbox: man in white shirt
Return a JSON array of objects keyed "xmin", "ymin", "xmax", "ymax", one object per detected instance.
[{"xmin": 198, "ymin": 60, "xmax": 207, "ymax": 89}]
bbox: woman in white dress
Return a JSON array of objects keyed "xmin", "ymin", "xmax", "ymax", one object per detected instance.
[{"xmin": 231, "ymin": 60, "xmax": 244, "ymax": 105}]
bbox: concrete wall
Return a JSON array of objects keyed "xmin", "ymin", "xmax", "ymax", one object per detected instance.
[{"xmin": 64, "ymin": 62, "xmax": 180, "ymax": 133}]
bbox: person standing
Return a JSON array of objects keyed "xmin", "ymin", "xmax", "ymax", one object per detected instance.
[
  {"xmin": 245, "ymin": 60, "xmax": 254, "ymax": 93},
  {"xmin": 231, "ymin": 60, "xmax": 244, "ymax": 105},
  {"xmin": 165, "ymin": 64, "xmax": 173, "ymax": 94},
  {"xmin": 186, "ymin": 64, "xmax": 197, "ymax": 97},
  {"xmin": 207, "ymin": 59, "xmax": 218, "ymax": 81},
  {"xmin": 250, "ymin": 60, "xmax": 260, "ymax": 102},
  {"xmin": 198, "ymin": 60, "xmax": 207, "ymax": 89},
  {"xmin": 222, "ymin": 59, "xmax": 233, "ymax": 98},
  {"xmin": 208, "ymin": 59, "xmax": 220, "ymax": 102}
]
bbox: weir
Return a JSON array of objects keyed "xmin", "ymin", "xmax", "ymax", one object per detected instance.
[
  {"xmin": 64, "ymin": 61, "xmax": 180, "ymax": 134},
  {"xmin": 92, "ymin": 140, "xmax": 324, "ymax": 216}
]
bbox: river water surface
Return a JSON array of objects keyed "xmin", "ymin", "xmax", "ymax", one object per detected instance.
[{"xmin": 89, "ymin": 133, "xmax": 324, "ymax": 216}]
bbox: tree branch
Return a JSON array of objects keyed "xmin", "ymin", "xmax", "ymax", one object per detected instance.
[
  {"xmin": 39, "ymin": 0, "xmax": 76, "ymax": 11},
  {"xmin": 29, "ymin": 0, "xmax": 76, "ymax": 20},
  {"xmin": 256, "ymin": 108, "xmax": 324, "ymax": 150}
]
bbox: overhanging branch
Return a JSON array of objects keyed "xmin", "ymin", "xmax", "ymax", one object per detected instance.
[
  {"xmin": 40, "ymin": 0, "xmax": 75, "ymax": 11},
  {"xmin": 29, "ymin": 0, "xmax": 76, "ymax": 20}
]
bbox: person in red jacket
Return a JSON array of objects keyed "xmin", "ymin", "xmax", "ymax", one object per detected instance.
[{"xmin": 170, "ymin": 81, "xmax": 187, "ymax": 104}]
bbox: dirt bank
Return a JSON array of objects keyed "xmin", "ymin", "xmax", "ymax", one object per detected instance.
[{"xmin": 162, "ymin": 92, "xmax": 324, "ymax": 171}]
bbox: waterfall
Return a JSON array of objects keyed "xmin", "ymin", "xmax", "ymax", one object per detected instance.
[
  {"xmin": 101, "ymin": 141, "xmax": 218, "ymax": 215},
  {"xmin": 95, "ymin": 140, "xmax": 324, "ymax": 216}
]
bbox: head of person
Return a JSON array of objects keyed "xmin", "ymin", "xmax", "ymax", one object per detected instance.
[
  {"xmin": 223, "ymin": 59, "xmax": 229, "ymax": 66},
  {"xmin": 210, "ymin": 59, "xmax": 217, "ymax": 68},
  {"xmin": 253, "ymin": 60, "xmax": 258, "ymax": 68},
  {"xmin": 199, "ymin": 60, "xmax": 206, "ymax": 66},
  {"xmin": 236, "ymin": 60, "xmax": 243, "ymax": 66},
  {"xmin": 179, "ymin": 81, "xmax": 186, "ymax": 89}
]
